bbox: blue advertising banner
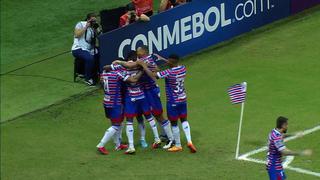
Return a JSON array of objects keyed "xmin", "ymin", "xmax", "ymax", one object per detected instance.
[{"xmin": 99, "ymin": 0, "xmax": 291, "ymax": 68}]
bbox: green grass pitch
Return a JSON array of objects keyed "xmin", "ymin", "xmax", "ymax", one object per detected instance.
[{"xmin": 1, "ymin": 1, "xmax": 320, "ymax": 179}]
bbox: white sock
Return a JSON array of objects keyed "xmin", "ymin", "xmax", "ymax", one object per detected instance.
[
  {"xmin": 113, "ymin": 125, "xmax": 122, "ymax": 147},
  {"xmin": 97, "ymin": 126, "xmax": 118, "ymax": 148},
  {"xmin": 160, "ymin": 124, "xmax": 166, "ymax": 136},
  {"xmin": 147, "ymin": 117, "xmax": 160, "ymax": 142},
  {"xmin": 126, "ymin": 122, "xmax": 134, "ymax": 148},
  {"xmin": 172, "ymin": 125, "xmax": 181, "ymax": 147},
  {"xmin": 182, "ymin": 121, "xmax": 192, "ymax": 143},
  {"xmin": 138, "ymin": 121, "xmax": 146, "ymax": 141},
  {"xmin": 162, "ymin": 120, "xmax": 173, "ymax": 141}
]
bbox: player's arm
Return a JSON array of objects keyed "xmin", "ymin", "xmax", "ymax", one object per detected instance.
[
  {"xmin": 281, "ymin": 148, "xmax": 312, "ymax": 156},
  {"xmin": 283, "ymin": 131, "xmax": 303, "ymax": 138},
  {"xmin": 137, "ymin": 61, "xmax": 158, "ymax": 80},
  {"xmin": 113, "ymin": 60, "xmax": 139, "ymax": 69},
  {"xmin": 154, "ymin": 53, "xmax": 169, "ymax": 62},
  {"xmin": 274, "ymin": 137, "xmax": 312, "ymax": 156},
  {"xmin": 125, "ymin": 71, "xmax": 144, "ymax": 83}
]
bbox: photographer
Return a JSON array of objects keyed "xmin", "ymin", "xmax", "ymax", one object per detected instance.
[
  {"xmin": 71, "ymin": 13, "xmax": 100, "ymax": 86},
  {"xmin": 119, "ymin": 3, "xmax": 150, "ymax": 28},
  {"xmin": 158, "ymin": 0, "xmax": 186, "ymax": 13}
]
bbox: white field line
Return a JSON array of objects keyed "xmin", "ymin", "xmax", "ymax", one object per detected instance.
[
  {"xmin": 238, "ymin": 125, "xmax": 320, "ymax": 159},
  {"xmin": 237, "ymin": 125, "xmax": 320, "ymax": 178}
]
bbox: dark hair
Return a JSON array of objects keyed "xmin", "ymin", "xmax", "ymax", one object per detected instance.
[
  {"xmin": 86, "ymin": 13, "xmax": 97, "ymax": 21},
  {"xmin": 126, "ymin": 50, "xmax": 137, "ymax": 61},
  {"xmin": 276, "ymin": 116, "xmax": 288, "ymax": 129},
  {"xmin": 126, "ymin": 3, "xmax": 136, "ymax": 11}
]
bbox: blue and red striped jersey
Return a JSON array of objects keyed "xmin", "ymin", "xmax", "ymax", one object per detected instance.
[
  {"xmin": 157, "ymin": 65, "xmax": 187, "ymax": 104},
  {"xmin": 101, "ymin": 70, "xmax": 128, "ymax": 107},
  {"xmin": 139, "ymin": 55, "xmax": 159, "ymax": 90},
  {"xmin": 125, "ymin": 69, "xmax": 145, "ymax": 101},
  {"xmin": 266, "ymin": 129, "xmax": 286, "ymax": 170}
]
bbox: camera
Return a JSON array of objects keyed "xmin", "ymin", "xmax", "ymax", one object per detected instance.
[
  {"xmin": 90, "ymin": 20, "xmax": 99, "ymax": 29},
  {"xmin": 129, "ymin": 12, "xmax": 136, "ymax": 23}
]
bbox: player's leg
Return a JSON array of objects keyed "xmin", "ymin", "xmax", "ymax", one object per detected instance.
[
  {"xmin": 124, "ymin": 98, "xmax": 137, "ymax": 154},
  {"xmin": 147, "ymin": 88, "xmax": 174, "ymax": 143},
  {"xmin": 146, "ymin": 88, "xmax": 168, "ymax": 141},
  {"xmin": 168, "ymin": 120, "xmax": 182, "ymax": 152},
  {"xmin": 140, "ymin": 98, "xmax": 161, "ymax": 148},
  {"xmin": 113, "ymin": 116, "xmax": 128, "ymax": 151},
  {"xmin": 179, "ymin": 102, "xmax": 197, "ymax": 153},
  {"xmin": 167, "ymin": 103, "xmax": 182, "ymax": 152},
  {"xmin": 136, "ymin": 115, "xmax": 148, "ymax": 148},
  {"xmin": 96, "ymin": 106, "xmax": 121, "ymax": 155}
]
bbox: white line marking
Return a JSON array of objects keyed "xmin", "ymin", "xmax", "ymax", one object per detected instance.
[
  {"xmin": 238, "ymin": 125, "xmax": 320, "ymax": 159},
  {"xmin": 237, "ymin": 125, "xmax": 320, "ymax": 178}
]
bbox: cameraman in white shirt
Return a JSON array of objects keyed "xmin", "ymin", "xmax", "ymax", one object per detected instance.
[{"xmin": 71, "ymin": 13, "xmax": 99, "ymax": 86}]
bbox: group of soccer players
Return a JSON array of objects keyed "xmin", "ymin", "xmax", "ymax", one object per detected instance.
[
  {"xmin": 96, "ymin": 45, "xmax": 197, "ymax": 155},
  {"xmin": 94, "ymin": 43, "xmax": 315, "ymax": 179}
]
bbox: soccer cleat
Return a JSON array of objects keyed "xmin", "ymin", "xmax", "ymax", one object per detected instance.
[
  {"xmin": 97, "ymin": 147, "xmax": 109, "ymax": 155},
  {"xmin": 84, "ymin": 79, "xmax": 95, "ymax": 86},
  {"xmin": 152, "ymin": 140, "xmax": 162, "ymax": 149},
  {"xmin": 187, "ymin": 142, "xmax": 197, "ymax": 153},
  {"xmin": 160, "ymin": 135, "xmax": 169, "ymax": 142},
  {"xmin": 163, "ymin": 140, "xmax": 174, "ymax": 149},
  {"xmin": 115, "ymin": 144, "xmax": 128, "ymax": 151},
  {"xmin": 140, "ymin": 140, "xmax": 148, "ymax": 148},
  {"xmin": 168, "ymin": 146, "xmax": 183, "ymax": 152},
  {"xmin": 124, "ymin": 147, "xmax": 136, "ymax": 155}
]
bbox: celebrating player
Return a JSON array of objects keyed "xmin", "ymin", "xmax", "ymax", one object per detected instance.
[
  {"xmin": 266, "ymin": 116, "xmax": 312, "ymax": 180},
  {"xmin": 122, "ymin": 65, "xmax": 162, "ymax": 154},
  {"xmin": 113, "ymin": 46, "xmax": 174, "ymax": 149},
  {"xmin": 137, "ymin": 54, "xmax": 197, "ymax": 153},
  {"xmin": 96, "ymin": 65, "xmax": 143, "ymax": 155}
]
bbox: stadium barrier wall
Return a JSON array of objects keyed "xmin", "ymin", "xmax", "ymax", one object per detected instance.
[
  {"xmin": 98, "ymin": 0, "xmax": 318, "ymax": 69},
  {"xmin": 290, "ymin": 0, "xmax": 320, "ymax": 14}
]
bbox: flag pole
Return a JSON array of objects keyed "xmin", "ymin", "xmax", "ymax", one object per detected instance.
[{"xmin": 235, "ymin": 101, "xmax": 245, "ymax": 159}]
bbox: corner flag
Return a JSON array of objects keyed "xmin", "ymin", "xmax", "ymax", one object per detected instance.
[{"xmin": 227, "ymin": 82, "xmax": 247, "ymax": 159}]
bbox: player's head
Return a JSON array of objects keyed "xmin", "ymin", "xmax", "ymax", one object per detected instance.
[
  {"xmin": 126, "ymin": 50, "xmax": 137, "ymax": 62},
  {"xmin": 276, "ymin": 116, "xmax": 288, "ymax": 133},
  {"xmin": 137, "ymin": 45, "xmax": 149, "ymax": 58},
  {"xmin": 167, "ymin": 54, "xmax": 180, "ymax": 67}
]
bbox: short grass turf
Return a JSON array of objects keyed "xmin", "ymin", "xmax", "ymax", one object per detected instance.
[
  {"xmin": 0, "ymin": 0, "xmax": 161, "ymax": 121},
  {"xmin": 0, "ymin": 0, "xmax": 160, "ymax": 72},
  {"xmin": 1, "ymin": 7, "xmax": 320, "ymax": 180}
]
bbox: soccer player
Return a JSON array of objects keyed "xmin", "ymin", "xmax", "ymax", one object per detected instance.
[
  {"xmin": 137, "ymin": 54, "xmax": 197, "ymax": 153},
  {"xmin": 96, "ymin": 65, "xmax": 143, "ymax": 155},
  {"xmin": 122, "ymin": 66, "xmax": 162, "ymax": 154},
  {"xmin": 113, "ymin": 46, "xmax": 174, "ymax": 149},
  {"xmin": 266, "ymin": 116, "xmax": 312, "ymax": 180}
]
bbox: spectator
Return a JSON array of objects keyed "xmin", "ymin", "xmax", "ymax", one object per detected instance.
[
  {"xmin": 119, "ymin": 3, "xmax": 150, "ymax": 27},
  {"xmin": 158, "ymin": 0, "xmax": 186, "ymax": 13},
  {"xmin": 131, "ymin": 0, "xmax": 153, "ymax": 17},
  {"xmin": 71, "ymin": 13, "xmax": 99, "ymax": 86}
]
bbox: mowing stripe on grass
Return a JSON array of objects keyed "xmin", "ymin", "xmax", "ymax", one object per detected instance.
[{"xmin": 0, "ymin": 87, "xmax": 99, "ymax": 124}]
